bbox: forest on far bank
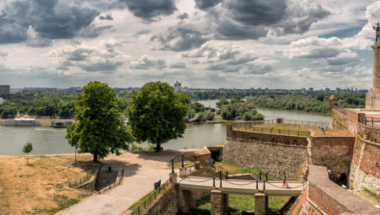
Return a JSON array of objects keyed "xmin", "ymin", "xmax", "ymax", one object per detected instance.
[{"xmin": 0, "ymin": 91, "xmax": 365, "ymax": 118}]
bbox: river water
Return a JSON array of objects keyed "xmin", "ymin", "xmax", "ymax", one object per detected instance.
[{"xmin": 0, "ymin": 100, "xmax": 331, "ymax": 155}]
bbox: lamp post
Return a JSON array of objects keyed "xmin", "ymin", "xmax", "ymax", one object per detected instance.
[
  {"xmin": 75, "ymin": 144, "xmax": 77, "ymax": 165},
  {"xmin": 171, "ymin": 158, "xmax": 174, "ymax": 173}
]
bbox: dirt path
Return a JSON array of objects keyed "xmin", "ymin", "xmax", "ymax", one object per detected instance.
[{"xmin": 58, "ymin": 150, "xmax": 190, "ymax": 215}]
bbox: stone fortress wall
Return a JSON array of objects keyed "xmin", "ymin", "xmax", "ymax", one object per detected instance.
[{"xmin": 331, "ymin": 108, "xmax": 380, "ymax": 194}]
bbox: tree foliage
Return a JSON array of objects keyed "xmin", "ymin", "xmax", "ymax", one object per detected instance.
[
  {"xmin": 125, "ymin": 82, "xmax": 190, "ymax": 151},
  {"xmin": 66, "ymin": 81, "xmax": 134, "ymax": 162},
  {"xmin": 217, "ymin": 98, "xmax": 264, "ymax": 120},
  {"xmin": 22, "ymin": 142, "xmax": 33, "ymax": 165}
]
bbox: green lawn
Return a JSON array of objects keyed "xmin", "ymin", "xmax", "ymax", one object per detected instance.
[{"xmin": 178, "ymin": 194, "xmax": 289, "ymax": 215}]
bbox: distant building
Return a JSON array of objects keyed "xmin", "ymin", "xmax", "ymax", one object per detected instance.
[
  {"xmin": 325, "ymin": 88, "xmax": 330, "ymax": 93},
  {"xmin": 336, "ymin": 88, "xmax": 341, "ymax": 93},
  {"xmin": 0, "ymin": 97, "xmax": 4, "ymax": 105},
  {"xmin": 0, "ymin": 85, "xmax": 10, "ymax": 94},
  {"xmin": 174, "ymin": 81, "xmax": 188, "ymax": 92},
  {"xmin": 10, "ymin": 89, "xmax": 23, "ymax": 94},
  {"xmin": 309, "ymin": 88, "xmax": 313, "ymax": 92}
]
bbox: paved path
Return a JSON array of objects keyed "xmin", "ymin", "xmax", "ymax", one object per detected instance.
[
  {"xmin": 179, "ymin": 176, "xmax": 305, "ymax": 196},
  {"xmin": 58, "ymin": 151, "xmax": 186, "ymax": 215}
]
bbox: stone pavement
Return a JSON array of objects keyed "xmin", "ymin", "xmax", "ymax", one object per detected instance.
[{"xmin": 58, "ymin": 150, "xmax": 185, "ymax": 215}]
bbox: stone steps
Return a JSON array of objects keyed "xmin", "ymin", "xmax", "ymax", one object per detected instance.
[{"xmin": 95, "ymin": 170, "xmax": 118, "ymax": 191}]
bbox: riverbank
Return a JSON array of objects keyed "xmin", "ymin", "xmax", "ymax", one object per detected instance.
[{"xmin": 0, "ymin": 118, "xmax": 74, "ymax": 127}]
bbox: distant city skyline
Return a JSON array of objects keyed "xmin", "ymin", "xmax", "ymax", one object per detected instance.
[{"xmin": 0, "ymin": 0, "xmax": 378, "ymax": 89}]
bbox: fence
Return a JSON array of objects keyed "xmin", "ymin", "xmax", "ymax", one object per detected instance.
[
  {"xmin": 334, "ymin": 105, "xmax": 347, "ymax": 115},
  {"xmin": 282, "ymin": 119, "xmax": 330, "ymax": 127},
  {"xmin": 234, "ymin": 126, "xmax": 309, "ymax": 137},
  {"xmin": 130, "ymin": 179, "xmax": 171, "ymax": 215},
  {"xmin": 69, "ymin": 167, "xmax": 98, "ymax": 188},
  {"xmin": 231, "ymin": 119, "xmax": 277, "ymax": 129},
  {"xmin": 359, "ymin": 115, "xmax": 380, "ymax": 128}
]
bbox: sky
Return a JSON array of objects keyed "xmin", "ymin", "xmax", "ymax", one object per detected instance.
[{"xmin": 0, "ymin": 0, "xmax": 379, "ymax": 89}]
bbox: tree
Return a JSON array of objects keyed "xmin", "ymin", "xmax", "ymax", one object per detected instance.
[
  {"xmin": 66, "ymin": 81, "xmax": 134, "ymax": 162},
  {"xmin": 22, "ymin": 143, "xmax": 33, "ymax": 165},
  {"xmin": 216, "ymin": 97, "xmax": 229, "ymax": 108},
  {"xmin": 125, "ymin": 82, "xmax": 190, "ymax": 152}
]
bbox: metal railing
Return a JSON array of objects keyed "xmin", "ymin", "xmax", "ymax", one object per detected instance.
[
  {"xmin": 282, "ymin": 119, "xmax": 330, "ymax": 127},
  {"xmin": 334, "ymin": 105, "xmax": 347, "ymax": 115},
  {"xmin": 359, "ymin": 115, "xmax": 380, "ymax": 128},
  {"xmin": 131, "ymin": 178, "xmax": 171, "ymax": 215},
  {"xmin": 234, "ymin": 126, "xmax": 309, "ymax": 137},
  {"xmin": 231, "ymin": 119, "xmax": 277, "ymax": 128}
]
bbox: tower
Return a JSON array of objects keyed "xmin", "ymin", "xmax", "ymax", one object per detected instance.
[{"xmin": 366, "ymin": 43, "xmax": 380, "ymax": 110}]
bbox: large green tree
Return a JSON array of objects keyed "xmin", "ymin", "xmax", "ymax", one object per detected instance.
[
  {"xmin": 125, "ymin": 82, "xmax": 190, "ymax": 152},
  {"xmin": 66, "ymin": 81, "xmax": 134, "ymax": 162}
]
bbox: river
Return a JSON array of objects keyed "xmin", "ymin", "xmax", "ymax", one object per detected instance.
[{"xmin": 0, "ymin": 100, "xmax": 331, "ymax": 155}]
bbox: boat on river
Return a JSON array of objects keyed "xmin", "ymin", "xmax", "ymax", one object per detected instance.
[
  {"xmin": 51, "ymin": 121, "xmax": 73, "ymax": 128},
  {"xmin": 1, "ymin": 118, "xmax": 41, "ymax": 126}
]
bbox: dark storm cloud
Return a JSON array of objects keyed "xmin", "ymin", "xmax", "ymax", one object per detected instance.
[
  {"xmin": 99, "ymin": 15, "xmax": 114, "ymax": 20},
  {"xmin": 194, "ymin": 0, "xmax": 222, "ymax": 10},
  {"xmin": 79, "ymin": 61, "xmax": 123, "ymax": 72},
  {"xmin": 224, "ymin": 0, "xmax": 287, "ymax": 26},
  {"xmin": 66, "ymin": 49, "xmax": 95, "ymax": 61},
  {"xmin": 169, "ymin": 62, "xmax": 187, "ymax": 68},
  {"xmin": 245, "ymin": 65, "xmax": 273, "ymax": 74},
  {"xmin": 134, "ymin": 29, "xmax": 151, "ymax": 37},
  {"xmin": 177, "ymin": 13, "xmax": 189, "ymax": 20},
  {"xmin": 130, "ymin": 55, "xmax": 167, "ymax": 70},
  {"xmin": 124, "ymin": 0, "xmax": 177, "ymax": 22},
  {"xmin": 300, "ymin": 48, "xmax": 340, "ymax": 58},
  {"xmin": 151, "ymin": 24, "xmax": 211, "ymax": 51},
  {"xmin": 79, "ymin": 25, "xmax": 113, "ymax": 38},
  {"xmin": 0, "ymin": 0, "xmax": 101, "ymax": 44}
]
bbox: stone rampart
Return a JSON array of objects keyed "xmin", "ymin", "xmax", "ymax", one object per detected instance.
[
  {"xmin": 223, "ymin": 138, "xmax": 307, "ymax": 180},
  {"xmin": 226, "ymin": 124, "xmax": 308, "ymax": 146},
  {"xmin": 350, "ymin": 136, "xmax": 380, "ymax": 194},
  {"xmin": 145, "ymin": 185, "xmax": 178, "ymax": 215},
  {"xmin": 309, "ymin": 134, "xmax": 355, "ymax": 183},
  {"xmin": 331, "ymin": 108, "xmax": 380, "ymax": 193}
]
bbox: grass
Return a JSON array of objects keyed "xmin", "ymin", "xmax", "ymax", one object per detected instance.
[
  {"xmin": 127, "ymin": 190, "xmax": 156, "ymax": 211},
  {"xmin": 178, "ymin": 194, "xmax": 289, "ymax": 214},
  {"xmin": 0, "ymin": 154, "xmax": 95, "ymax": 214},
  {"xmin": 125, "ymin": 183, "xmax": 173, "ymax": 214},
  {"xmin": 239, "ymin": 123, "xmax": 320, "ymax": 136}
]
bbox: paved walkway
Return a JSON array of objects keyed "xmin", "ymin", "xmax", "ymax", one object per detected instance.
[{"xmin": 58, "ymin": 150, "xmax": 186, "ymax": 215}]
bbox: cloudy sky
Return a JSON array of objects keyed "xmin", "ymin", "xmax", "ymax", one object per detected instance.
[{"xmin": 0, "ymin": 0, "xmax": 379, "ymax": 89}]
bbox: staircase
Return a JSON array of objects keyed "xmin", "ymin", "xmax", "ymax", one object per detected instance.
[{"xmin": 95, "ymin": 170, "xmax": 118, "ymax": 191}]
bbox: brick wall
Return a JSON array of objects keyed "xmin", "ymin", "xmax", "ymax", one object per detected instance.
[
  {"xmin": 226, "ymin": 124, "xmax": 308, "ymax": 146},
  {"xmin": 223, "ymin": 138, "xmax": 307, "ymax": 180},
  {"xmin": 309, "ymin": 135, "xmax": 355, "ymax": 181},
  {"xmin": 306, "ymin": 165, "xmax": 379, "ymax": 215}
]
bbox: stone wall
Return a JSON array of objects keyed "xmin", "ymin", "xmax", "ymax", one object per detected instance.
[
  {"xmin": 77, "ymin": 166, "xmax": 100, "ymax": 190},
  {"xmin": 145, "ymin": 185, "xmax": 178, "ymax": 215},
  {"xmin": 226, "ymin": 124, "xmax": 308, "ymax": 146},
  {"xmin": 349, "ymin": 137, "xmax": 380, "ymax": 194},
  {"xmin": 331, "ymin": 109, "xmax": 380, "ymax": 193},
  {"xmin": 309, "ymin": 135, "xmax": 355, "ymax": 182},
  {"xmin": 223, "ymin": 138, "xmax": 307, "ymax": 180},
  {"xmin": 207, "ymin": 146, "xmax": 223, "ymax": 161}
]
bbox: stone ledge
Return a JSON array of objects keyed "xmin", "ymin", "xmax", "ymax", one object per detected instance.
[{"xmin": 308, "ymin": 165, "xmax": 380, "ymax": 214}]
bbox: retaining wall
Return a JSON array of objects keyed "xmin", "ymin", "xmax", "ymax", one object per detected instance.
[
  {"xmin": 145, "ymin": 185, "xmax": 178, "ymax": 215},
  {"xmin": 223, "ymin": 138, "xmax": 307, "ymax": 180}
]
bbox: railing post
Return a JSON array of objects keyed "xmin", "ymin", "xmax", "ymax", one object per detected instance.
[
  {"xmin": 266, "ymin": 173, "xmax": 268, "ymax": 181},
  {"xmin": 220, "ymin": 176, "xmax": 222, "ymax": 187},
  {"xmin": 213, "ymin": 177, "xmax": 215, "ymax": 187},
  {"xmin": 259, "ymin": 173, "xmax": 261, "ymax": 181},
  {"xmin": 171, "ymin": 158, "xmax": 174, "ymax": 173},
  {"xmin": 226, "ymin": 171, "xmax": 228, "ymax": 180},
  {"xmin": 256, "ymin": 180, "xmax": 258, "ymax": 189},
  {"xmin": 263, "ymin": 180, "xmax": 265, "ymax": 190}
]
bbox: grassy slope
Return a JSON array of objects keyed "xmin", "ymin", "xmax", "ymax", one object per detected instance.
[{"xmin": 0, "ymin": 154, "xmax": 94, "ymax": 214}]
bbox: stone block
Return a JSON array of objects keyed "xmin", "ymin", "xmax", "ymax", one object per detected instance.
[
  {"xmin": 179, "ymin": 167, "xmax": 187, "ymax": 178},
  {"xmin": 211, "ymin": 190, "xmax": 223, "ymax": 215},
  {"xmin": 170, "ymin": 173, "xmax": 177, "ymax": 184}
]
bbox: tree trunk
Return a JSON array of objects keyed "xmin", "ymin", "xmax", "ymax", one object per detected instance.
[
  {"xmin": 27, "ymin": 153, "xmax": 28, "ymax": 165},
  {"xmin": 93, "ymin": 154, "xmax": 98, "ymax": 162},
  {"xmin": 155, "ymin": 143, "xmax": 160, "ymax": 152}
]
